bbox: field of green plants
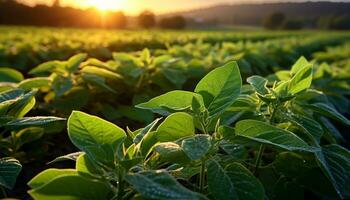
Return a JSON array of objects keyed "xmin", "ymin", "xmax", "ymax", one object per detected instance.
[{"xmin": 1, "ymin": 27, "xmax": 350, "ymax": 200}]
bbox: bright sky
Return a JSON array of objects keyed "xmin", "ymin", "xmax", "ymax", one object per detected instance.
[{"xmin": 17, "ymin": 0, "xmax": 349, "ymax": 15}]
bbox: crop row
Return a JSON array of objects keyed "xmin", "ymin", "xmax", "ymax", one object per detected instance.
[{"xmin": 0, "ymin": 27, "xmax": 349, "ymax": 70}]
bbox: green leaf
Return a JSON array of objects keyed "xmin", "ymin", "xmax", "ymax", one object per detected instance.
[
  {"xmin": 247, "ymin": 75, "xmax": 269, "ymax": 95},
  {"xmin": 18, "ymin": 78, "xmax": 51, "ymax": 90},
  {"xmin": 52, "ymin": 75, "xmax": 73, "ymax": 97},
  {"xmin": 28, "ymin": 169, "xmax": 76, "ymax": 189},
  {"xmin": 7, "ymin": 90, "xmax": 36, "ymax": 118},
  {"xmin": 76, "ymin": 153, "xmax": 102, "ymax": 178},
  {"xmin": 136, "ymin": 90, "xmax": 204, "ymax": 115},
  {"xmin": 0, "ymin": 68, "xmax": 23, "ymax": 83},
  {"xmin": 133, "ymin": 118, "xmax": 161, "ymax": 144},
  {"xmin": 29, "ymin": 61, "xmax": 62, "ymax": 75},
  {"xmin": 0, "ymin": 89, "xmax": 23, "ymax": 103},
  {"xmin": 15, "ymin": 127, "xmax": 44, "ymax": 148},
  {"xmin": 66, "ymin": 53, "xmax": 87, "ymax": 73},
  {"xmin": 207, "ymin": 159, "xmax": 264, "ymax": 200},
  {"xmin": 181, "ymin": 135, "xmax": 211, "ymax": 160},
  {"xmin": 48, "ymin": 152, "xmax": 83, "ymax": 164},
  {"xmin": 235, "ymin": 120, "xmax": 313, "ymax": 152},
  {"xmin": 315, "ymin": 144, "xmax": 350, "ymax": 199},
  {"xmin": 288, "ymin": 63, "xmax": 313, "ymax": 95},
  {"xmin": 80, "ymin": 66, "xmax": 122, "ymax": 80},
  {"xmin": 125, "ymin": 170, "xmax": 207, "ymax": 200},
  {"xmin": 156, "ymin": 112, "xmax": 195, "ymax": 142},
  {"xmin": 82, "ymin": 74, "xmax": 116, "ymax": 93},
  {"xmin": 195, "ymin": 61, "xmax": 242, "ymax": 118},
  {"xmin": 291, "ymin": 115, "xmax": 323, "ymax": 143},
  {"xmin": 291, "ymin": 57, "xmax": 311, "ymax": 75},
  {"xmin": 68, "ymin": 111, "xmax": 126, "ymax": 165},
  {"xmin": 0, "ymin": 157, "xmax": 22, "ymax": 189},
  {"xmin": 4, "ymin": 117, "xmax": 65, "ymax": 130},
  {"xmin": 154, "ymin": 142, "xmax": 190, "ymax": 163},
  {"xmin": 29, "ymin": 173, "xmax": 111, "ymax": 200},
  {"xmin": 304, "ymin": 103, "xmax": 350, "ymax": 126}
]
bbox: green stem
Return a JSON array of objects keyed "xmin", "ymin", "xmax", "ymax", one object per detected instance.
[
  {"xmin": 270, "ymin": 105, "xmax": 278, "ymax": 124},
  {"xmin": 0, "ymin": 186, "xmax": 7, "ymax": 198},
  {"xmin": 199, "ymin": 160, "xmax": 206, "ymax": 193},
  {"xmin": 254, "ymin": 144, "xmax": 265, "ymax": 176}
]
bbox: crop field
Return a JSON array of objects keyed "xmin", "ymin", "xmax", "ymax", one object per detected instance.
[{"xmin": 1, "ymin": 26, "xmax": 350, "ymax": 200}]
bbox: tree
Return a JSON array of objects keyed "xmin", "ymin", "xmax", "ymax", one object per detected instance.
[
  {"xmin": 138, "ymin": 10, "xmax": 156, "ymax": 29},
  {"xmin": 159, "ymin": 16, "xmax": 186, "ymax": 29},
  {"xmin": 263, "ymin": 12, "xmax": 286, "ymax": 30},
  {"xmin": 317, "ymin": 15, "xmax": 350, "ymax": 30}
]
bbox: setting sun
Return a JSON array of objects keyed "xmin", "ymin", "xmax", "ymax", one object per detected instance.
[{"xmin": 87, "ymin": 0, "xmax": 125, "ymax": 11}]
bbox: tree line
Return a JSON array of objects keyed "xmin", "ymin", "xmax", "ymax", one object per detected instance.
[
  {"xmin": 0, "ymin": 0, "xmax": 186, "ymax": 29},
  {"xmin": 263, "ymin": 11, "xmax": 350, "ymax": 30}
]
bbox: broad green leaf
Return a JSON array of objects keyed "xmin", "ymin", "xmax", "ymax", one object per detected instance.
[
  {"xmin": 195, "ymin": 61, "xmax": 242, "ymax": 118},
  {"xmin": 0, "ymin": 89, "xmax": 24, "ymax": 114},
  {"xmin": 181, "ymin": 135, "xmax": 211, "ymax": 160},
  {"xmin": 136, "ymin": 90, "xmax": 204, "ymax": 115},
  {"xmin": 156, "ymin": 112, "xmax": 195, "ymax": 142},
  {"xmin": 154, "ymin": 142, "xmax": 190, "ymax": 163},
  {"xmin": 125, "ymin": 170, "xmax": 207, "ymax": 200},
  {"xmin": 315, "ymin": 145, "xmax": 350, "ymax": 199},
  {"xmin": 29, "ymin": 61, "xmax": 62, "ymax": 75},
  {"xmin": 68, "ymin": 111, "xmax": 126, "ymax": 165},
  {"xmin": 82, "ymin": 74, "xmax": 116, "ymax": 93},
  {"xmin": 288, "ymin": 64, "xmax": 313, "ymax": 95},
  {"xmin": 0, "ymin": 157, "xmax": 22, "ymax": 189},
  {"xmin": 235, "ymin": 120, "xmax": 313, "ymax": 152},
  {"xmin": 7, "ymin": 90, "xmax": 36, "ymax": 118},
  {"xmin": 291, "ymin": 115, "xmax": 323, "ymax": 143},
  {"xmin": 161, "ymin": 68, "xmax": 187, "ymax": 88},
  {"xmin": 291, "ymin": 57, "xmax": 311, "ymax": 75},
  {"xmin": 274, "ymin": 70, "xmax": 291, "ymax": 81},
  {"xmin": 76, "ymin": 154, "xmax": 102, "ymax": 178},
  {"xmin": 66, "ymin": 53, "xmax": 87, "ymax": 73},
  {"xmin": 0, "ymin": 68, "xmax": 23, "ymax": 83},
  {"xmin": 80, "ymin": 66, "xmax": 122, "ymax": 80},
  {"xmin": 247, "ymin": 75, "xmax": 269, "ymax": 95},
  {"xmin": 18, "ymin": 78, "xmax": 51, "ymax": 90},
  {"xmin": 51, "ymin": 75, "xmax": 73, "ymax": 97},
  {"xmin": 4, "ymin": 117, "xmax": 65, "ymax": 130},
  {"xmin": 304, "ymin": 103, "xmax": 350, "ymax": 126},
  {"xmin": 29, "ymin": 173, "xmax": 111, "ymax": 200},
  {"xmin": 319, "ymin": 117, "xmax": 344, "ymax": 143},
  {"xmin": 207, "ymin": 159, "xmax": 264, "ymax": 200},
  {"xmin": 28, "ymin": 169, "xmax": 76, "ymax": 189},
  {"xmin": 274, "ymin": 81, "xmax": 290, "ymax": 98}
]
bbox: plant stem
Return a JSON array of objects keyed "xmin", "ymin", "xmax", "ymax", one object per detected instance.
[
  {"xmin": 254, "ymin": 144, "xmax": 265, "ymax": 176},
  {"xmin": 270, "ymin": 105, "xmax": 278, "ymax": 124},
  {"xmin": 199, "ymin": 160, "xmax": 206, "ymax": 193}
]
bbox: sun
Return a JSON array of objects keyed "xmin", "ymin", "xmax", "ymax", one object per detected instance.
[{"xmin": 87, "ymin": 0, "xmax": 125, "ymax": 11}]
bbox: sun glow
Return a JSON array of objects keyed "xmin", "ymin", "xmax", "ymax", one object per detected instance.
[{"xmin": 86, "ymin": 0, "xmax": 126, "ymax": 11}]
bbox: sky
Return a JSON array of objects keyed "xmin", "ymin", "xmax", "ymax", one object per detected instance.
[{"xmin": 17, "ymin": 0, "xmax": 350, "ymax": 15}]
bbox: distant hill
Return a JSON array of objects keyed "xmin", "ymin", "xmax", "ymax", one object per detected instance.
[{"xmin": 169, "ymin": 2, "xmax": 350, "ymax": 26}]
